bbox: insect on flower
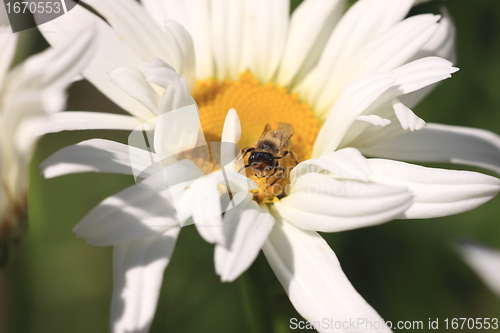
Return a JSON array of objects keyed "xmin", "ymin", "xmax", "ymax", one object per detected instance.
[{"xmin": 241, "ymin": 123, "xmax": 299, "ymax": 203}]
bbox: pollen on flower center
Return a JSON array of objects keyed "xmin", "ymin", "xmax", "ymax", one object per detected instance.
[{"xmin": 193, "ymin": 72, "xmax": 321, "ymax": 163}]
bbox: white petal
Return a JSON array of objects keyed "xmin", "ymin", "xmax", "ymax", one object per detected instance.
[
  {"xmin": 390, "ymin": 57, "xmax": 458, "ymax": 96},
  {"xmin": 111, "ymin": 228, "xmax": 180, "ymax": 333},
  {"xmin": 16, "ymin": 121, "xmax": 48, "ymax": 163},
  {"xmin": 44, "ymin": 112, "xmax": 146, "ymax": 134},
  {"xmin": 222, "ymin": 108, "xmax": 241, "ymax": 144},
  {"xmin": 215, "ymin": 195, "xmax": 274, "ymax": 282},
  {"xmin": 314, "ymin": 14, "xmax": 441, "ymax": 115},
  {"xmin": 342, "ymin": 104, "xmax": 401, "ymax": 150},
  {"xmin": 324, "ymin": 57, "xmax": 457, "ymax": 151},
  {"xmin": 459, "ymin": 242, "xmax": 500, "ymax": 297},
  {"xmin": 2, "ymin": 91, "xmax": 44, "ymax": 157},
  {"xmin": 81, "ymin": 0, "xmax": 196, "ymax": 85},
  {"xmin": 110, "ymin": 67, "xmax": 160, "ymax": 114},
  {"xmin": 144, "ymin": 59, "xmax": 179, "ymax": 89},
  {"xmin": 191, "ymin": 171, "xmax": 257, "ymax": 246},
  {"xmin": 356, "ymin": 115, "xmax": 391, "ymax": 127},
  {"xmin": 240, "ymin": 0, "xmax": 289, "ymax": 83},
  {"xmin": 0, "ymin": 29, "xmax": 16, "ymax": 85},
  {"xmin": 312, "ymin": 73, "xmax": 395, "ymax": 157},
  {"xmin": 397, "ymin": 80, "xmax": 437, "ymax": 111},
  {"xmin": 220, "ymin": 109, "xmax": 242, "ymax": 172},
  {"xmin": 153, "ymin": 104, "xmax": 201, "ymax": 159},
  {"xmin": 292, "ymin": 148, "xmax": 371, "ymax": 182},
  {"xmin": 142, "ymin": 0, "xmax": 213, "ymax": 79},
  {"xmin": 163, "ymin": 20, "xmax": 196, "ymax": 87},
  {"xmin": 152, "ymin": 160, "xmax": 207, "ymax": 227},
  {"xmin": 147, "ymin": 57, "xmax": 175, "ymax": 71},
  {"xmin": 145, "ymin": 68, "xmax": 179, "ymax": 89},
  {"xmin": 275, "ymin": 0, "xmax": 345, "ymax": 87},
  {"xmin": 352, "ymin": 14, "xmax": 441, "ymax": 79},
  {"xmin": 82, "ymin": 0, "xmax": 171, "ymax": 62},
  {"xmin": 348, "ymin": 57, "xmax": 457, "ymax": 124},
  {"xmin": 359, "ymin": 123, "xmax": 500, "ymax": 175},
  {"xmin": 368, "ymin": 159, "xmax": 500, "ymax": 219},
  {"xmin": 305, "ymin": 0, "xmax": 413, "ymax": 108},
  {"xmin": 210, "ymin": 0, "xmax": 244, "ymax": 81},
  {"xmin": 262, "ymin": 212, "xmax": 391, "ymax": 333},
  {"xmin": 139, "ymin": 0, "xmax": 166, "ymax": 29},
  {"xmin": 157, "ymin": 77, "xmax": 195, "ymax": 115},
  {"xmin": 36, "ymin": 3, "xmax": 154, "ymax": 120},
  {"xmin": 392, "ymin": 99, "xmax": 426, "ymax": 131},
  {"xmin": 412, "ymin": 8, "xmax": 456, "ymax": 64},
  {"xmin": 275, "ymin": 172, "xmax": 413, "ymax": 232},
  {"xmin": 190, "ymin": 174, "xmax": 225, "ymax": 246},
  {"xmin": 19, "ymin": 26, "xmax": 97, "ymax": 109},
  {"xmin": 40, "ymin": 139, "xmax": 160, "ymax": 179},
  {"xmin": 3, "ymin": 25, "xmax": 97, "ymax": 116},
  {"xmin": 0, "ymin": 3, "xmax": 9, "ymax": 25},
  {"xmin": 73, "ymin": 170, "xmax": 182, "ymax": 247}
]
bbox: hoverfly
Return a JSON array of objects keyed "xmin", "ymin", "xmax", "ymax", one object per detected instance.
[{"xmin": 240, "ymin": 123, "xmax": 299, "ymax": 203}]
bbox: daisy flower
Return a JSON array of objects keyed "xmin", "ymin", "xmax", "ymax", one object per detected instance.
[
  {"xmin": 0, "ymin": 25, "xmax": 96, "ymax": 265},
  {"xmin": 37, "ymin": 0, "xmax": 500, "ymax": 332},
  {"xmin": 42, "ymin": 60, "xmax": 500, "ymax": 333},
  {"xmin": 42, "ymin": 62, "xmax": 500, "ymax": 333}
]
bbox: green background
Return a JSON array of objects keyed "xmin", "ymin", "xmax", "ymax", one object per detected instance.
[{"xmin": 2, "ymin": 0, "xmax": 500, "ymax": 332}]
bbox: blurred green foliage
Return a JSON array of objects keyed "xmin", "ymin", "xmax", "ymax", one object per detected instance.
[{"xmin": 2, "ymin": 0, "xmax": 500, "ymax": 332}]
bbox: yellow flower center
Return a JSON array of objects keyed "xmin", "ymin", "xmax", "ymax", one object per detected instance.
[
  {"xmin": 193, "ymin": 72, "xmax": 321, "ymax": 162},
  {"xmin": 193, "ymin": 72, "xmax": 321, "ymax": 203}
]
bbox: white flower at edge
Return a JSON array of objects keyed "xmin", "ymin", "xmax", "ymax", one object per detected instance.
[
  {"xmin": 34, "ymin": 1, "xmax": 500, "ymax": 333},
  {"xmin": 459, "ymin": 242, "xmax": 500, "ymax": 297},
  {"xmin": 0, "ymin": 25, "xmax": 97, "ymax": 264}
]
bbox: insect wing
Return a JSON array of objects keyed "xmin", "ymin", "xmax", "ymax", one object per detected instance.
[
  {"xmin": 258, "ymin": 124, "xmax": 272, "ymax": 140},
  {"xmin": 274, "ymin": 123, "xmax": 294, "ymax": 149}
]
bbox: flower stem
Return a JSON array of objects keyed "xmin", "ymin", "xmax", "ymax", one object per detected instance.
[{"xmin": 237, "ymin": 271, "xmax": 271, "ymax": 333}]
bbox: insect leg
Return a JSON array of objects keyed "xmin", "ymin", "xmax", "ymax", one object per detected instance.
[
  {"xmin": 237, "ymin": 164, "xmax": 252, "ymax": 173},
  {"xmin": 286, "ymin": 150, "xmax": 299, "ymax": 165},
  {"xmin": 267, "ymin": 160, "xmax": 281, "ymax": 178},
  {"xmin": 267, "ymin": 167, "xmax": 277, "ymax": 178},
  {"xmin": 269, "ymin": 166, "xmax": 285, "ymax": 186},
  {"xmin": 240, "ymin": 147, "xmax": 255, "ymax": 160}
]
